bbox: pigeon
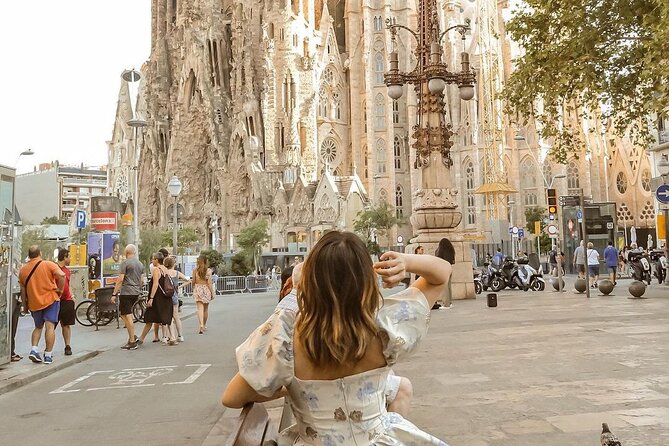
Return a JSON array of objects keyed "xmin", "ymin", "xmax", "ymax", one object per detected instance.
[{"xmin": 601, "ymin": 423, "xmax": 622, "ymax": 446}]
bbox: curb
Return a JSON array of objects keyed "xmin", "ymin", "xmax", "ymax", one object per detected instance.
[{"xmin": 0, "ymin": 350, "xmax": 101, "ymax": 397}]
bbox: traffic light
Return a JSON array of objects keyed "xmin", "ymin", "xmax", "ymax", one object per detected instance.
[{"xmin": 547, "ymin": 188, "xmax": 558, "ymax": 220}]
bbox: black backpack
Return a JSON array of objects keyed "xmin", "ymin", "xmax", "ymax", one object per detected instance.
[{"xmin": 159, "ymin": 273, "xmax": 175, "ymax": 298}]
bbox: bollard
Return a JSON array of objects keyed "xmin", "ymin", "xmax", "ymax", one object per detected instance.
[{"xmin": 486, "ymin": 293, "xmax": 497, "ymax": 308}]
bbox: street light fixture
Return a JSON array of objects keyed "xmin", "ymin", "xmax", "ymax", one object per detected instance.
[
  {"xmin": 9, "ymin": 148, "xmax": 35, "ymax": 295},
  {"xmin": 167, "ymin": 174, "xmax": 182, "ymax": 259}
]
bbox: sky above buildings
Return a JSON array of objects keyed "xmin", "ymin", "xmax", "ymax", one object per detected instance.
[{"xmin": 2, "ymin": 1, "xmax": 151, "ymax": 174}]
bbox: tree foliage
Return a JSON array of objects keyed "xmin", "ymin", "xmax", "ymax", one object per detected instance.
[
  {"xmin": 161, "ymin": 227, "xmax": 201, "ymax": 254},
  {"xmin": 20, "ymin": 227, "xmax": 57, "ymax": 260},
  {"xmin": 524, "ymin": 207, "xmax": 552, "ymax": 253},
  {"xmin": 199, "ymin": 249, "xmax": 224, "ymax": 270},
  {"xmin": 139, "ymin": 228, "xmax": 164, "ymax": 267},
  {"xmin": 504, "ymin": 0, "xmax": 669, "ymax": 162},
  {"xmin": 236, "ymin": 219, "xmax": 270, "ymax": 274},
  {"xmin": 353, "ymin": 201, "xmax": 405, "ymax": 253},
  {"xmin": 41, "ymin": 216, "xmax": 69, "ymax": 225}
]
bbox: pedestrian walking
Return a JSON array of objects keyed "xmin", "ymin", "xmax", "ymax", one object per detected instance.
[
  {"xmin": 56, "ymin": 248, "xmax": 75, "ymax": 356},
  {"xmin": 222, "ymin": 231, "xmax": 452, "ymax": 444},
  {"xmin": 493, "ymin": 247, "xmax": 504, "ymax": 264},
  {"xmin": 192, "ymin": 254, "xmax": 215, "ymax": 334},
  {"xmin": 573, "ymin": 240, "xmax": 586, "ymax": 278},
  {"xmin": 603, "ymin": 240, "xmax": 619, "ymax": 285},
  {"xmin": 586, "ymin": 242, "xmax": 601, "ymax": 288},
  {"xmin": 549, "ymin": 248, "xmax": 558, "ymax": 276},
  {"xmin": 138, "ymin": 252, "xmax": 177, "ymax": 345},
  {"xmin": 19, "ymin": 246, "xmax": 66, "ymax": 365},
  {"xmin": 164, "ymin": 256, "xmax": 188, "ymax": 343},
  {"xmin": 111, "ymin": 244, "xmax": 146, "ymax": 350}
]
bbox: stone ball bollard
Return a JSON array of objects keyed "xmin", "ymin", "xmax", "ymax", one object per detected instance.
[
  {"xmin": 574, "ymin": 278, "xmax": 587, "ymax": 293},
  {"xmin": 598, "ymin": 279, "xmax": 614, "ymax": 295},
  {"xmin": 552, "ymin": 278, "xmax": 566, "ymax": 291},
  {"xmin": 628, "ymin": 280, "xmax": 647, "ymax": 298}
]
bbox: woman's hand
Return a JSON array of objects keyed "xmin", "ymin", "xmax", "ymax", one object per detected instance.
[
  {"xmin": 147, "ymin": 297, "xmax": 154, "ymax": 308},
  {"xmin": 373, "ymin": 251, "xmax": 407, "ymax": 288}
]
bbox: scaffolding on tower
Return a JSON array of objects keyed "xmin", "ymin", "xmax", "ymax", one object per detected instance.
[{"xmin": 473, "ymin": 0, "xmax": 516, "ymax": 220}]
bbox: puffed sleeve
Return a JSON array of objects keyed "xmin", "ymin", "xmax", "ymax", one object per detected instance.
[
  {"xmin": 235, "ymin": 309, "xmax": 296, "ymax": 397},
  {"xmin": 376, "ymin": 286, "xmax": 431, "ymax": 366}
]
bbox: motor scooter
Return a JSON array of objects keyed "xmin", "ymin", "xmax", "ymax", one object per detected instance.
[
  {"xmin": 649, "ymin": 249, "xmax": 667, "ymax": 284},
  {"xmin": 513, "ymin": 254, "xmax": 546, "ymax": 291},
  {"xmin": 628, "ymin": 249, "xmax": 652, "ymax": 285},
  {"xmin": 490, "ymin": 257, "xmax": 517, "ymax": 291},
  {"xmin": 473, "ymin": 270, "xmax": 483, "ymax": 294}
]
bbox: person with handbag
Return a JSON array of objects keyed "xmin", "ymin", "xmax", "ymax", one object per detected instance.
[{"xmin": 18, "ymin": 246, "xmax": 66, "ymax": 365}]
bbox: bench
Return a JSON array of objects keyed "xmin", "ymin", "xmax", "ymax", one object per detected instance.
[{"xmin": 225, "ymin": 400, "xmax": 293, "ymax": 446}]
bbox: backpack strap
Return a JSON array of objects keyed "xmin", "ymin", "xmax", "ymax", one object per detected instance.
[{"xmin": 23, "ymin": 260, "xmax": 43, "ymax": 307}]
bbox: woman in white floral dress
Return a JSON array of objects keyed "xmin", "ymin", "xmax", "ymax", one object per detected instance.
[{"xmin": 223, "ymin": 231, "xmax": 451, "ymax": 445}]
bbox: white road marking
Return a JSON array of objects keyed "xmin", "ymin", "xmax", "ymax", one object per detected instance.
[
  {"xmin": 50, "ymin": 370, "xmax": 114, "ymax": 394},
  {"xmin": 164, "ymin": 364, "xmax": 212, "ymax": 385},
  {"xmin": 87, "ymin": 384, "xmax": 155, "ymax": 391}
]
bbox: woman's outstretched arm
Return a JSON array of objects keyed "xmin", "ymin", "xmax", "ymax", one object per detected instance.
[
  {"xmin": 222, "ymin": 373, "xmax": 288, "ymax": 408},
  {"xmin": 374, "ymin": 252, "xmax": 451, "ymax": 308}
]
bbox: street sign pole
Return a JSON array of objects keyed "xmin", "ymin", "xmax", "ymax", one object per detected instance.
[{"xmin": 580, "ymin": 189, "xmax": 590, "ymax": 298}]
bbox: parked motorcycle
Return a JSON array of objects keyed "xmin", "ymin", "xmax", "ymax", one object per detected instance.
[
  {"xmin": 473, "ymin": 270, "xmax": 483, "ymax": 294},
  {"xmin": 628, "ymin": 249, "xmax": 652, "ymax": 285},
  {"xmin": 649, "ymin": 249, "xmax": 667, "ymax": 284},
  {"xmin": 513, "ymin": 255, "xmax": 546, "ymax": 291},
  {"xmin": 489, "ymin": 257, "xmax": 517, "ymax": 291}
]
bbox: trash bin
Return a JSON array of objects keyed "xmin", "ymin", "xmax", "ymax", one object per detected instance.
[{"xmin": 486, "ymin": 293, "xmax": 497, "ymax": 308}]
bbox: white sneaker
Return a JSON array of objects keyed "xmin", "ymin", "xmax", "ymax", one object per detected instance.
[
  {"xmin": 161, "ymin": 336, "xmax": 169, "ymax": 344},
  {"xmin": 178, "ymin": 335, "xmax": 184, "ymax": 342}
]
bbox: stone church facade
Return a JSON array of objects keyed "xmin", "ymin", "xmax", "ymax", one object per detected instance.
[{"xmin": 107, "ymin": 0, "xmax": 654, "ymax": 257}]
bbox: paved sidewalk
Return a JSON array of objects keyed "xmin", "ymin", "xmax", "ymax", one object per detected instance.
[
  {"xmin": 0, "ymin": 300, "xmax": 198, "ymax": 396},
  {"xmin": 400, "ymin": 276, "xmax": 669, "ymax": 445}
]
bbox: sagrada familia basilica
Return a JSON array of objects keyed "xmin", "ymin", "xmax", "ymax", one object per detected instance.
[{"xmin": 107, "ymin": 0, "xmax": 656, "ymax": 260}]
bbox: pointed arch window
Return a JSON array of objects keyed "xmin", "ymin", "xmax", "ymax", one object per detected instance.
[
  {"xmin": 392, "ymin": 99, "xmax": 400, "ymax": 124},
  {"xmin": 395, "ymin": 185, "xmax": 404, "ymax": 218},
  {"xmin": 374, "ymin": 52, "xmax": 385, "ymax": 84},
  {"xmin": 333, "ymin": 90, "xmax": 342, "ymax": 120},
  {"xmin": 520, "ymin": 157, "xmax": 538, "ymax": 206},
  {"xmin": 464, "ymin": 159, "xmax": 476, "ymax": 226},
  {"xmin": 394, "ymin": 135, "xmax": 402, "ymax": 170},
  {"xmin": 362, "ymin": 100, "xmax": 367, "ymax": 133},
  {"xmin": 376, "ymin": 139, "xmax": 386, "ymax": 174},
  {"xmin": 374, "ymin": 94, "xmax": 385, "ymax": 130},
  {"xmin": 379, "ymin": 188, "xmax": 388, "ymax": 204},
  {"xmin": 373, "ymin": 16, "xmax": 383, "ymax": 32},
  {"xmin": 567, "ymin": 159, "xmax": 580, "ymax": 195}
]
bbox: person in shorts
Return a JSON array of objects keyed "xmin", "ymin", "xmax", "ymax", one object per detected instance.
[
  {"xmin": 603, "ymin": 240, "xmax": 619, "ymax": 285},
  {"xmin": 19, "ymin": 246, "xmax": 65, "ymax": 365},
  {"xmin": 56, "ymin": 248, "xmax": 75, "ymax": 356},
  {"xmin": 111, "ymin": 244, "xmax": 146, "ymax": 350}
]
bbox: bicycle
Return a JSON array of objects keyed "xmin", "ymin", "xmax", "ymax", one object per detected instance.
[{"xmin": 75, "ymin": 294, "xmax": 147, "ymax": 326}]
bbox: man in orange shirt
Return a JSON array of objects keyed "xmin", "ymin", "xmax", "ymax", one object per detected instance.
[{"xmin": 18, "ymin": 246, "xmax": 65, "ymax": 365}]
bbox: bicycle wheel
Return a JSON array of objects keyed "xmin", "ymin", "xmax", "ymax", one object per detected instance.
[
  {"xmin": 86, "ymin": 302, "xmax": 115, "ymax": 326},
  {"xmin": 75, "ymin": 300, "xmax": 95, "ymax": 327},
  {"xmin": 132, "ymin": 299, "xmax": 146, "ymax": 323}
]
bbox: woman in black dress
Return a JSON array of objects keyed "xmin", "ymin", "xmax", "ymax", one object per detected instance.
[{"xmin": 138, "ymin": 252, "xmax": 176, "ymax": 345}]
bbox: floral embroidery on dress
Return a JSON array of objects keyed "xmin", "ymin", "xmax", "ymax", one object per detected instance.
[
  {"xmin": 260, "ymin": 322, "xmax": 273, "ymax": 335},
  {"xmin": 333, "ymin": 407, "xmax": 346, "ymax": 421},
  {"xmin": 305, "ymin": 426, "xmax": 318, "ymax": 439},
  {"xmin": 393, "ymin": 300, "xmax": 414, "ymax": 322},
  {"xmin": 301, "ymin": 390, "xmax": 320, "ymax": 410},
  {"xmin": 356, "ymin": 381, "xmax": 376, "ymax": 400},
  {"xmin": 349, "ymin": 410, "xmax": 362, "ymax": 422},
  {"xmin": 395, "ymin": 336, "xmax": 406, "ymax": 346}
]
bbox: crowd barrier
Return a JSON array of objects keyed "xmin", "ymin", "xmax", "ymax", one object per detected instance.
[{"xmin": 139, "ymin": 275, "xmax": 280, "ymax": 296}]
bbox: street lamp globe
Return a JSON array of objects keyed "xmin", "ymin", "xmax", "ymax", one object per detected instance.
[
  {"xmin": 20, "ymin": 149, "xmax": 35, "ymax": 157},
  {"xmin": 167, "ymin": 175, "xmax": 182, "ymax": 197},
  {"xmin": 428, "ymin": 77, "xmax": 446, "ymax": 94},
  {"xmin": 658, "ymin": 156, "xmax": 669, "ymax": 177},
  {"xmin": 387, "ymin": 84, "xmax": 403, "ymax": 100},
  {"xmin": 458, "ymin": 84, "xmax": 475, "ymax": 100}
]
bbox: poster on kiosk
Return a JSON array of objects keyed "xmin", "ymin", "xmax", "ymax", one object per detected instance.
[{"xmin": 87, "ymin": 232, "xmax": 121, "ymax": 295}]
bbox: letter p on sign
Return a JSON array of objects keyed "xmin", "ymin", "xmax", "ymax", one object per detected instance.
[{"xmin": 76, "ymin": 210, "xmax": 87, "ymax": 229}]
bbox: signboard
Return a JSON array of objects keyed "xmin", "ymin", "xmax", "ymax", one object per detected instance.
[
  {"xmin": 559, "ymin": 195, "xmax": 580, "ymax": 206},
  {"xmin": 547, "ymin": 224, "xmax": 558, "ymax": 236},
  {"xmin": 518, "ymin": 228, "xmax": 525, "ymax": 238},
  {"xmin": 102, "ymin": 232, "xmax": 121, "ymax": 276},
  {"xmin": 576, "ymin": 209, "xmax": 583, "ymax": 223},
  {"xmin": 606, "ymin": 222, "xmax": 614, "ymax": 230},
  {"xmin": 656, "ymin": 184, "xmax": 669, "ymax": 204},
  {"xmin": 91, "ymin": 212, "xmax": 118, "ymax": 231},
  {"xmin": 87, "ymin": 233, "xmax": 103, "ymax": 280},
  {"xmin": 76, "ymin": 210, "xmax": 87, "ymax": 229}
]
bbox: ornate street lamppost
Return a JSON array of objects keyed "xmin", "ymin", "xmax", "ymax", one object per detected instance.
[
  {"xmin": 385, "ymin": 1, "xmax": 477, "ymax": 300},
  {"xmin": 167, "ymin": 174, "xmax": 182, "ymax": 259},
  {"xmin": 658, "ymin": 156, "xmax": 669, "ymax": 264},
  {"xmin": 122, "ymin": 68, "xmax": 146, "ymax": 250}
]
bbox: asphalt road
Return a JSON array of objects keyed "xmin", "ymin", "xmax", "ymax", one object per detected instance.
[{"xmin": 0, "ymin": 291, "xmax": 278, "ymax": 446}]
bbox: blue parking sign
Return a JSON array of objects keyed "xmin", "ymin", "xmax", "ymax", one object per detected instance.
[{"xmin": 76, "ymin": 210, "xmax": 87, "ymax": 229}]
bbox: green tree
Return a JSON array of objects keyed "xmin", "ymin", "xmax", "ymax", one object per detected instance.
[
  {"xmin": 41, "ymin": 216, "xmax": 69, "ymax": 225},
  {"xmin": 353, "ymin": 201, "xmax": 405, "ymax": 254},
  {"xmin": 139, "ymin": 228, "xmax": 165, "ymax": 267},
  {"xmin": 236, "ymin": 219, "xmax": 270, "ymax": 274},
  {"xmin": 199, "ymin": 249, "xmax": 224, "ymax": 270},
  {"xmin": 20, "ymin": 227, "xmax": 57, "ymax": 260},
  {"xmin": 230, "ymin": 251, "xmax": 252, "ymax": 276},
  {"xmin": 524, "ymin": 207, "xmax": 552, "ymax": 253},
  {"xmin": 503, "ymin": 0, "xmax": 669, "ymax": 162},
  {"xmin": 161, "ymin": 227, "xmax": 202, "ymax": 255}
]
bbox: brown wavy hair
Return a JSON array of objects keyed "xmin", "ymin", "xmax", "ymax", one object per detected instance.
[
  {"xmin": 195, "ymin": 255, "xmax": 209, "ymax": 282},
  {"xmin": 295, "ymin": 231, "xmax": 382, "ymax": 367}
]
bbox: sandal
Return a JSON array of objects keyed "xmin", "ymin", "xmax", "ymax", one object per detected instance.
[
  {"xmin": 152, "ymin": 339, "xmax": 160, "ymax": 343},
  {"xmin": 11, "ymin": 354, "xmax": 22, "ymax": 362}
]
